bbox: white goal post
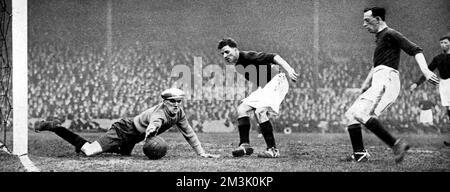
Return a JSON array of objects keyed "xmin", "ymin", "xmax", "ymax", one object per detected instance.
[{"xmin": 12, "ymin": 0, "xmax": 39, "ymax": 172}]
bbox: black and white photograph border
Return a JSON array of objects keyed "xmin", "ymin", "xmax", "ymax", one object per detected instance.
[{"xmin": 1, "ymin": 0, "xmax": 450, "ymax": 189}]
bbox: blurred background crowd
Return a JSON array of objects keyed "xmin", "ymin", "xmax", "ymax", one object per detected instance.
[
  {"xmin": 26, "ymin": 0, "xmax": 450, "ymax": 133},
  {"xmin": 28, "ymin": 40, "xmax": 449, "ymax": 133}
]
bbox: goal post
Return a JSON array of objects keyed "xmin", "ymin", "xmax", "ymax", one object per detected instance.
[
  {"xmin": 12, "ymin": 0, "xmax": 27, "ymax": 157},
  {"xmin": 11, "ymin": 0, "xmax": 39, "ymax": 172}
]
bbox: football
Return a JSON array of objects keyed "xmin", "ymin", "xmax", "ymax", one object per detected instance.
[{"xmin": 143, "ymin": 136, "xmax": 168, "ymax": 160}]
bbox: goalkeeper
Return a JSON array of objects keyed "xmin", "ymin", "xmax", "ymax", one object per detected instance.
[{"xmin": 35, "ymin": 88, "xmax": 219, "ymax": 158}]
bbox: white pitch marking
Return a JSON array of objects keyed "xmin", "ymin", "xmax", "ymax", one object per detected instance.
[{"xmin": 19, "ymin": 154, "xmax": 40, "ymax": 172}]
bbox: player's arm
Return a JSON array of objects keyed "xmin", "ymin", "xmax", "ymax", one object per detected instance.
[
  {"xmin": 409, "ymin": 57, "xmax": 439, "ymax": 92},
  {"xmin": 391, "ymin": 31, "xmax": 439, "ymax": 85},
  {"xmin": 361, "ymin": 67, "xmax": 374, "ymax": 93},
  {"xmin": 176, "ymin": 115, "xmax": 220, "ymax": 158},
  {"xmin": 144, "ymin": 115, "xmax": 164, "ymax": 138},
  {"xmin": 413, "ymin": 53, "xmax": 439, "ymax": 85},
  {"xmin": 273, "ymin": 55, "xmax": 298, "ymax": 82}
]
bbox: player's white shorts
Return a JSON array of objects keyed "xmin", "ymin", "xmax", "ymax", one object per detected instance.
[
  {"xmin": 242, "ymin": 73, "xmax": 289, "ymax": 115},
  {"xmin": 439, "ymin": 78, "xmax": 450, "ymax": 107},
  {"xmin": 419, "ymin": 109, "xmax": 433, "ymax": 124},
  {"xmin": 346, "ymin": 65, "xmax": 400, "ymax": 124}
]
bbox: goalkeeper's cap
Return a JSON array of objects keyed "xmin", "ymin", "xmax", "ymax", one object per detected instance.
[{"xmin": 161, "ymin": 88, "xmax": 186, "ymax": 100}]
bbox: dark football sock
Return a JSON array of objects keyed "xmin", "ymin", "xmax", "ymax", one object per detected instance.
[
  {"xmin": 447, "ymin": 109, "xmax": 450, "ymax": 120},
  {"xmin": 347, "ymin": 124, "xmax": 365, "ymax": 152},
  {"xmin": 259, "ymin": 121, "xmax": 276, "ymax": 148},
  {"xmin": 364, "ymin": 118, "xmax": 396, "ymax": 147},
  {"xmin": 53, "ymin": 126, "xmax": 88, "ymax": 151},
  {"xmin": 237, "ymin": 117, "xmax": 251, "ymax": 146}
]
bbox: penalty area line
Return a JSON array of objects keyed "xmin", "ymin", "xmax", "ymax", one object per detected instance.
[{"xmin": 18, "ymin": 154, "xmax": 40, "ymax": 172}]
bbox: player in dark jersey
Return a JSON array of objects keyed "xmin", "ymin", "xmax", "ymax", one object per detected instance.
[
  {"xmin": 34, "ymin": 88, "xmax": 219, "ymax": 158},
  {"xmin": 410, "ymin": 36, "xmax": 450, "ymax": 146},
  {"xmin": 417, "ymin": 93, "xmax": 438, "ymax": 133},
  {"xmin": 218, "ymin": 38, "xmax": 298, "ymax": 158},
  {"xmin": 344, "ymin": 7, "xmax": 439, "ymax": 163}
]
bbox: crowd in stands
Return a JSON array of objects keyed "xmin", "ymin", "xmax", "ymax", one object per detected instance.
[{"xmin": 28, "ymin": 40, "xmax": 449, "ymax": 133}]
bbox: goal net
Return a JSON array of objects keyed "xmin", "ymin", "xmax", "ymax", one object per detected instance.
[
  {"xmin": 0, "ymin": 0, "xmax": 12, "ymax": 154},
  {"xmin": 0, "ymin": 0, "xmax": 38, "ymax": 172}
]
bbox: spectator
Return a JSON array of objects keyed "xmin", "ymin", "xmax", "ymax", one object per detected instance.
[{"xmin": 28, "ymin": 40, "xmax": 449, "ymax": 133}]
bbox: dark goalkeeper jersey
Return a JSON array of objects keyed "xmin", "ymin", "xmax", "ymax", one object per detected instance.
[
  {"xmin": 373, "ymin": 27, "xmax": 423, "ymax": 70},
  {"xmin": 235, "ymin": 51, "xmax": 278, "ymax": 87}
]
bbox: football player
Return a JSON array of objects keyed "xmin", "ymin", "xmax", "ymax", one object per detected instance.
[
  {"xmin": 409, "ymin": 35, "xmax": 450, "ymax": 146},
  {"xmin": 344, "ymin": 7, "xmax": 439, "ymax": 163},
  {"xmin": 35, "ymin": 88, "xmax": 219, "ymax": 158},
  {"xmin": 218, "ymin": 38, "xmax": 298, "ymax": 158}
]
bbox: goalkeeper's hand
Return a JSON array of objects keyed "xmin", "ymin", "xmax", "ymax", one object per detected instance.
[{"xmin": 145, "ymin": 129, "xmax": 157, "ymax": 139}]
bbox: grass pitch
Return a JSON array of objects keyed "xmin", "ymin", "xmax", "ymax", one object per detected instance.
[{"xmin": 1, "ymin": 130, "xmax": 450, "ymax": 172}]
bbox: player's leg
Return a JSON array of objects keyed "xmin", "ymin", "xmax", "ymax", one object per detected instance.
[
  {"xmin": 119, "ymin": 133, "xmax": 145, "ymax": 156},
  {"xmin": 254, "ymin": 107, "xmax": 280, "ymax": 158},
  {"xmin": 367, "ymin": 91, "xmax": 399, "ymax": 149},
  {"xmin": 84, "ymin": 127, "xmax": 123, "ymax": 156},
  {"xmin": 367, "ymin": 71, "xmax": 409, "ymax": 163},
  {"xmin": 119, "ymin": 143, "xmax": 137, "ymax": 156},
  {"xmin": 347, "ymin": 97, "xmax": 403, "ymax": 162},
  {"xmin": 35, "ymin": 120, "xmax": 89, "ymax": 154},
  {"xmin": 439, "ymin": 80, "xmax": 450, "ymax": 146},
  {"xmin": 236, "ymin": 103, "xmax": 254, "ymax": 145},
  {"xmin": 35, "ymin": 119, "xmax": 130, "ymax": 156},
  {"xmin": 444, "ymin": 106, "xmax": 450, "ymax": 146},
  {"xmin": 232, "ymin": 103, "xmax": 255, "ymax": 157},
  {"xmin": 444, "ymin": 106, "xmax": 450, "ymax": 123},
  {"xmin": 363, "ymin": 116, "xmax": 410, "ymax": 163},
  {"xmin": 344, "ymin": 98, "xmax": 372, "ymax": 162},
  {"xmin": 255, "ymin": 107, "xmax": 276, "ymax": 148},
  {"xmin": 80, "ymin": 141, "xmax": 103, "ymax": 156},
  {"xmin": 108, "ymin": 119, "xmax": 143, "ymax": 156},
  {"xmin": 345, "ymin": 68, "xmax": 406, "ymax": 162},
  {"xmin": 439, "ymin": 79, "xmax": 450, "ymax": 121},
  {"xmin": 447, "ymin": 106, "xmax": 450, "ymax": 120}
]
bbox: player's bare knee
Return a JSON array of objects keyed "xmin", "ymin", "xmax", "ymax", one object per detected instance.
[
  {"xmin": 345, "ymin": 109, "xmax": 368, "ymax": 124},
  {"xmin": 81, "ymin": 141, "xmax": 103, "ymax": 156},
  {"xmin": 237, "ymin": 104, "xmax": 252, "ymax": 117},
  {"xmin": 345, "ymin": 109, "xmax": 358, "ymax": 124},
  {"xmin": 237, "ymin": 109, "xmax": 248, "ymax": 118},
  {"xmin": 346, "ymin": 119, "xmax": 360, "ymax": 128},
  {"xmin": 353, "ymin": 113, "xmax": 371, "ymax": 124},
  {"xmin": 255, "ymin": 108, "xmax": 269, "ymax": 123}
]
